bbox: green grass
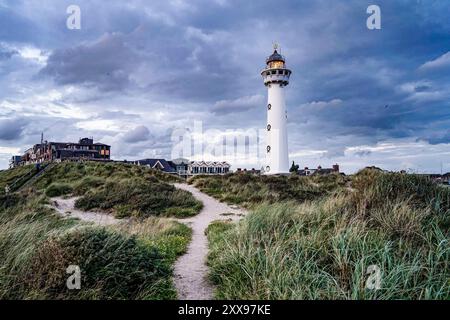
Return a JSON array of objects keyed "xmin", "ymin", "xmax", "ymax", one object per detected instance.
[
  {"xmin": 23, "ymin": 162, "xmax": 202, "ymax": 218},
  {"xmin": 0, "ymin": 162, "xmax": 193, "ymax": 300},
  {"xmin": 206, "ymin": 170, "xmax": 450, "ymax": 299},
  {"xmin": 45, "ymin": 182, "xmax": 73, "ymax": 197},
  {"xmin": 0, "ymin": 165, "xmax": 37, "ymax": 194},
  {"xmin": 190, "ymin": 172, "xmax": 348, "ymax": 208},
  {"xmin": 74, "ymin": 177, "xmax": 202, "ymax": 218},
  {"xmin": 0, "ymin": 190, "xmax": 192, "ymax": 300}
]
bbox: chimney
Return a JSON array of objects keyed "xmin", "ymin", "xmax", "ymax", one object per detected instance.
[{"xmin": 333, "ymin": 164, "xmax": 340, "ymax": 172}]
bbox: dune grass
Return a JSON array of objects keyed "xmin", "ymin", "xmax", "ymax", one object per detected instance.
[
  {"xmin": 27, "ymin": 162, "xmax": 202, "ymax": 218},
  {"xmin": 0, "ymin": 189, "xmax": 192, "ymax": 299},
  {"xmin": 0, "ymin": 162, "xmax": 193, "ymax": 300},
  {"xmin": 190, "ymin": 172, "xmax": 348, "ymax": 207},
  {"xmin": 0, "ymin": 165, "xmax": 37, "ymax": 194},
  {"xmin": 206, "ymin": 170, "xmax": 450, "ymax": 299},
  {"xmin": 74, "ymin": 177, "xmax": 202, "ymax": 218}
]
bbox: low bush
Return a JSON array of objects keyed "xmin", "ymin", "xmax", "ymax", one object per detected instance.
[
  {"xmin": 75, "ymin": 178, "xmax": 202, "ymax": 218},
  {"xmin": 45, "ymin": 183, "xmax": 73, "ymax": 197},
  {"xmin": 190, "ymin": 173, "xmax": 347, "ymax": 207},
  {"xmin": 0, "ymin": 192, "xmax": 192, "ymax": 299},
  {"xmin": 21, "ymin": 228, "xmax": 173, "ymax": 300}
]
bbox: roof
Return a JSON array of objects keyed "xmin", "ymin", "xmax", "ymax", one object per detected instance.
[
  {"xmin": 92, "ymin": 143, "xmax": 110, "ymax": 147},
  {"xmin": 190, "ymin": 161, "xmax": 231, "ymax": 167},
  {"xmin": 171, "ymin": 158, "xmax": 190, "ymax": 165},
  {"xmin": 266, "ymin": 50, "xmax": 285, "ymax": 64},
  {"xmin": 136, "ymin": 159, "xmax": 176, "ymax": 172}
]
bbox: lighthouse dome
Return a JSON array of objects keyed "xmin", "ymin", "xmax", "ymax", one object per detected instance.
[
  {"xmin": 266, "ymin": 50, "xmax": 285, "ymax": 63},
  {"xmin": 266, "ymin": 50, "xmax": 286, "ymax": 69}
]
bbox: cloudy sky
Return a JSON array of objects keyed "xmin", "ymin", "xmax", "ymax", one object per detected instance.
[{"xmin": 1, "ymin": 0, "xmax": 450, "ymax": 173}]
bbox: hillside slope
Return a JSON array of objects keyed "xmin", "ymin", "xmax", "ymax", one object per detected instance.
[
  {"xmin": 204, "ymin": 170, "xmax": 450, "ymax": 299},
  {"xmin": 0, "ymin": 161, "xmax": 200, "ymax": 299}
]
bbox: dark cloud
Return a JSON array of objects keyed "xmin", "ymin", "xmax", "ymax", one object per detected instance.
[
  {"xmin": 0, "ymin": 118, "xmax": 28, "ymax": 141},
  {"xmin": 96, "ymin": 111, "xmax": 141, "ymax": 120},
  {"xmin": 2, "ymin": 0, "xmax": 450, "ymax": 172},
  {"xmin": 0, "ymin": 46, "xmax": 18, "ymax": 60},
  {"xmin": 122, "ymin": 125, "xmax": 151, "ymax": 143},
  {"xmin": 212, "ymin": 95, "xmax": 263, "ymax": 115},
  {"xmin": 40, "ymin": 33, "xmax": 139, "ymax": 91}
]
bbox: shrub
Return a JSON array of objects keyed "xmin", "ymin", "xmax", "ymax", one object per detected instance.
[
  {"xmin": 75, "ymin": 178, "xmax": 202, "ymax": 218},
  {"xmin": 72, "ymin": 176, "xmax": 105, "ymax": 196},
  {"xmin": 45, "ymin": 183, "xmax": 73, "ymax": 197},
  {"xmin": 190, "ymin": 173, "xmax": 347, "ymax": 207},
  {"xmin": 22, "ymin": 228, "xmax": 173, "ymax": 299}
]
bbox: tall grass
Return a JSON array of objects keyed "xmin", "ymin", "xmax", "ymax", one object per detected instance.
[
  {"xmin": 0, "ymin": 165, "xmax": 36, "ymax": 194},
  {"xmin": 18, "ymin": 162, "xmax": 203, "ymax": 218},
  {"xmin": 75, "ymin": 177, "xmax": 202, "ymax": 218},
  {"xmin": 190, "ymin": 173, "xmax": 347, "ymax": 207},
  {"xmin": 207, "ymin": 170, "xmax": 450, "ymax": 299},
  {"xmin": 0, "ymin": 163, "xmax": 193, "ymax": 299}
]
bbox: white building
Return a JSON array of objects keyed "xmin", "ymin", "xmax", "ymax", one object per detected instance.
[
  {"xmin": 188, "ymin": 161, "xmax": 231, "ymax": 175},
  {"xmin": 261, "ymin": 45, "xmax": 291, "ymax": 175}
]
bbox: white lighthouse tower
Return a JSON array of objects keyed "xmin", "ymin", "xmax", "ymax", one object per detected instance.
[{"xmin": 261, "ymin": 45, "xmax": 291, "ymax": 175}]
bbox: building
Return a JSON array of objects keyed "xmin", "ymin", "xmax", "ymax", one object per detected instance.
[
  {"xmin": 133, "ymin": 158, "xmax": 231, "ymax": 176},
  {"xmin": 9, "ymin": 156, "xmax": 22, "ymax": 169},
  {"xmin": 298, "ymin": 164, "xmax": 340, "ymax": 176},
  {"xmin": 133, "ymin": 159, "xmax": 176, "ymax": 173},
  {"xmin": 188, "ymin": 161, "xmax": 231, "ymax": 175},
  {"xmin": 236, "ymin": 168, "xmax": 261, "ymax": 175},
  {"xmin": 261, "ymin": 44, "xmax": 292, "ymax": 175},
  {"xmin": 420, "ymin": 172, "xmax": 450, "ymax": 184},
  {"xmin": 169, "ymin": 158, "xmax": 190, "ymax": 175},
  {"xmin": 14, "ymin": 137, "xmax": 111, "ymax": 166}
]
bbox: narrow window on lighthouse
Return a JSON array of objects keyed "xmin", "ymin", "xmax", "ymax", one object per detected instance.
[
  {"xmin": 267, "ymin": 104, "xmax": 272, "ymax": 110},
  {"xmin": 267, "ymin": 124, "xmax": 271, "ymax": 131},
  {"xmin": 267, "ymin": 145, "xmax": 271, "ymax": 153},
  {"xmin": 266, "ymin": 166, "xmax": 270, "ymax": 172}
]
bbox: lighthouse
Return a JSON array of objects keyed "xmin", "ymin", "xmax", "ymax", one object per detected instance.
[{"xmin": 261, "ymin": 45, "xmax": 291, "ymax": 175}]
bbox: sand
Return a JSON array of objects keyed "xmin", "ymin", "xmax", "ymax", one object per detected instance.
[{"xmin": 172, "ymin": 183, "xmax": 247, "ymax": 300}]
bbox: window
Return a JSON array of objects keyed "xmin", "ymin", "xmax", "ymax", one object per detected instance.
[
  {"xmin": 271, "ymin": 70, "xmax": 276, "ymax": 75},
  {"xmin": 285, "ymin": 70, "xmax": 289, "ymax": 75},
  {"xmin": 266, "ymin": 166, "xmax": 270, "ymax": 172},
  {"xmin": 278, "ymin": 70, "xmax": 283, "ymax": 75},
  {"xmin": 267, "ymin": 145, "xmax": 271, "ymax": 153},
  {"xmin": 269, "ymin": 61, "xmax": 284, "ymax": 69},
  {"xmin": 267, "ymin": 124, "xmax": 271, "ymax": 131},
  {"xmin": 266, "ymin": 72, "xmax": 270, "ymax": 76},
  {"xmin": 267, "ymin": 104, "xmax": 272, "ymax": 110}
]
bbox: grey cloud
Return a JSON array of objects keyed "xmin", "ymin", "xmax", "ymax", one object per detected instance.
[
  {"xmin": 40, "ymin": 33, "xmax": 139, "ymax": 91},
  {"xmin": 212, "ymin": 95, "xmax": 264, "ymax": 115},
  {"xmin": 0, "ymin": 47, "xmax": 18, "ymax": 60},
  {"xmin": 355, "ymin": 150, "xmax": 372, "ymax": 157},
  {"xmin": 2, "ymin": 0, "xmax": 450, "ymax": 172},
  {"xmin": 96, "ymin": 111, "xmax": 141, "ymax": 120},
  {"xmin": 122, "ymin": 125, "xmax": 151, "ymax": 143},
  {"xmin": 419, "ymin": 52, "xmax": 450, "ymax": 71},
  {"xmin": 0, "ymin": 118, "xmax": 28, "ymax": 141}
]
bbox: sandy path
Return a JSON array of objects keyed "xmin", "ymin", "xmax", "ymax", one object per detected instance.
[
  {"xmin": 51, "ymin": 197, "xmax": 122, "ymax": 226},
  {"xmin": 173, "ymin": 183, "xmax": 248, "ymax": 300}
]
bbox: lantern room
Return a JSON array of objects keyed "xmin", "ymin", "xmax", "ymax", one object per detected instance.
[{"xmin": 266, "ymin": 50, "xmax": 285, "ymax": 69}]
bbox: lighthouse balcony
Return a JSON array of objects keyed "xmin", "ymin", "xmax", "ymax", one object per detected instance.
[{"xmin": 261, "ymin": 68, "xmax": 291, "ymax": 86}]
